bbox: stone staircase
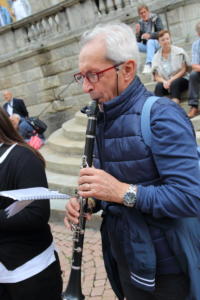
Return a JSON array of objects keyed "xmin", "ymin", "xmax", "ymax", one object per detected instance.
[
  {"xmin": 41, "ymin": 51, "xmax": 200, "ymax": 211},
  {"xmin": 40, "ymin": 110, "xmax": 87, "ymax": 210}
]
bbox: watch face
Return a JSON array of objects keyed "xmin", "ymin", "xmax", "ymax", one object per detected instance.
[{"xmin": 124, "ymin": 190, "xmax": 136, "ymax": 207}]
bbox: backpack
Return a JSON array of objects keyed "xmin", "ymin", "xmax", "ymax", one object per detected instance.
[
  {"xmin": 27, "ymin": 117, "xmax": 47, "ymax": 135},
  {"xmin": 141, "ymin": 96, "xmax": 200, "ymax": 166}
]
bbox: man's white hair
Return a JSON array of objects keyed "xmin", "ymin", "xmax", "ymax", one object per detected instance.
[
  {"xmin": 80, "ymin": 23, "xmax": 140, "ymax": 68},
  {"xmin": 11, "ymin": 113, "xmax": 20, "ymax": 119}
]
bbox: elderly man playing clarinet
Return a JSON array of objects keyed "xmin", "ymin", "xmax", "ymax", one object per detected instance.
[{"xmin": 65, "ymin": 23, "xmax": 200, "ymax": 300}]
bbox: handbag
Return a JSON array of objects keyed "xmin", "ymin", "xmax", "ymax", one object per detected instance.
[{"xmin": 27, "ymin": 117, "xmax": 47, "ymax": 134}]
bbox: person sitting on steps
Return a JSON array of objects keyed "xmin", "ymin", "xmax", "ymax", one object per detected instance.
[
  {"xmin": 10, "ymin": 114, "xmax": 35, "ymax": 141},
  {"xmin": 152, "ymin": 30, "xmax": 190, "ymax": 105},
  {"xmin": 188, "ymin": 21, "xmax": 200, "ymax": 119},
  {"xmin": 135, "ymin": 4, "xmax": 163, "ymax": 74}
]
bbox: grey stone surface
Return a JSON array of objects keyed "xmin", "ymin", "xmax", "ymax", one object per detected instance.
[
  {"xmin": 0, "ymin": 0, "xmax": 198, "ymax": 124},
  {"xmin": 41, "ymin": 58, "xmax": 72, "ymax": 76}
]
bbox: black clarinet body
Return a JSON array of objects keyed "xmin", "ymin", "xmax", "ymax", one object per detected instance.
[{"xmin": 62, "ymin": 100, "xmax": 99, "ymax": 300}]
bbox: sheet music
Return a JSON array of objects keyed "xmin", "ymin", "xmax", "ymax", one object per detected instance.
[
  {"xmin": 0, "ymin": 187, "xmax": 69, "ymax": 201},
  {"xmin": 0, "ymin": 187, "xmax": 70, "ymax": 218}
]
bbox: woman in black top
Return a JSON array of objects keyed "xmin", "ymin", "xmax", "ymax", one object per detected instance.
[{"xmin": 0, "ymin": 107, "xmax": 62, "ymax": 300}]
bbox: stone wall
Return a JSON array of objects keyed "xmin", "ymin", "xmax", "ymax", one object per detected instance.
[
  {"xmin": 29, "ymin": 0, "xmax": 64, "ymax": 14},
  {"xmin": 0, "ymin": 0, "xmax": 199, "ymax": 136}
]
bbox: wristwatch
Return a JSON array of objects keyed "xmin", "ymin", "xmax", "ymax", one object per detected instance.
[{"xmin": 123, "ymin": 184, "xmax": 137, "ymax": 207}]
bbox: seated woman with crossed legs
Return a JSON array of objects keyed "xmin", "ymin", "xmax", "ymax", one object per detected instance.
[{"xmin": 152, "ymin": 30, "xmax": 190, "ymax": 104}]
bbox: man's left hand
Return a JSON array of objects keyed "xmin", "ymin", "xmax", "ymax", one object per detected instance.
[
  {"xmin": 141, "ymin": 33, "xmax": 151, "ymax": 40},
  {"xmin": 78, "ymin": 167, "xmax": 129, "ymax": 204}
]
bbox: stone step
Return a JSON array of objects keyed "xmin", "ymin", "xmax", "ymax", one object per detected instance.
[
  {"xmin": 62, "ymin": 118, "xmax": 86, "ymax": 141},
  {"xmin": 46, "ymin": 170, "xmax": 78, "ymax": 194},
  {"xmin": 46, "ymin": 170, "xmax": 77, "ymax": 210},
  {"xmin": 40, "ymin": 145, "xmax": 81, "ymax": 175},
  {"xmin": 50, "ymin": 198, "xmax": 69, "ymax": 212},
  {"xmin": 139, "ymin": 73, "xmax": 153, "ymax": 85},
  {"xmin": 47, "ymin": 128, "xmax": 84, "ymax": 155},
  {"xmin": 143, "ymin": 80, "xmax": 156, "ymax": 92},
  {"xmin": 74, "ymin": 110, "xmax": 87, "ymax": 126}
]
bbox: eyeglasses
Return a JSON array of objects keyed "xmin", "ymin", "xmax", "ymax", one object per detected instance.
[{"xmin": 74, "ymin": 63, "xmax": 123, "ymax": 85}]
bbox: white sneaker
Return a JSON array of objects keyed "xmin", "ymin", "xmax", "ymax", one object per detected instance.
[{"xmin": 142, "ymin": 64, "xmax": 152, "ymax": 74}]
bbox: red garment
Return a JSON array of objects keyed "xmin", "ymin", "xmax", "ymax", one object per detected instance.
[{"xmin": 28, "ymin": 135, "xmax": 43, "ymax": 150}]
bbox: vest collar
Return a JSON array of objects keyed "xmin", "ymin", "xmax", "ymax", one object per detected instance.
[{"xmin": 102, "ymin": 76, "xmax": 147, "ymax": 120}]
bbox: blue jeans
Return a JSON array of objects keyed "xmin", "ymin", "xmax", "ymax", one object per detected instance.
[
  {"xmin": 188, "ymin": 71, "xmax": 200, "ymax": 107},
  {"xmin": 138, "ymin": 39, "xmax": 160, "ymax": 64}
]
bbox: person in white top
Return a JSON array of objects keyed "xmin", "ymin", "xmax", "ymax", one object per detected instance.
[{"xmin": 11, "ymin": 0, "xmax": 32, "ymax": 21}]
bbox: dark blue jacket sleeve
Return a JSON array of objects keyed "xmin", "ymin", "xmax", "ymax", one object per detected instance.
[{"xmin": 136, "ymin": 101, "xmax": 200, "ymax": 218}]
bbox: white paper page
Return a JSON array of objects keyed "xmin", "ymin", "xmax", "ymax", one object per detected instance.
[{"xmin": 0, "ymin": 187, "xmax": 69, "ymax": 201}]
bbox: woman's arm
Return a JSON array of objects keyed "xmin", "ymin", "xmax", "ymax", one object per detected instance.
[
  {"xmin": 154, "ymin": 72, "xmax": 166, "ymax": 83},
  {"xmin": 192, "ymin": 64, "xmax": 200, "ymax": 72},
  {"xmin": 169, "ymin": 63, "xmax": 187, "ymax": 83}
]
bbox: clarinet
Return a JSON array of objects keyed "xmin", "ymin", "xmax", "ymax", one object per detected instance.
[{"xmin": 62, "ymin": 100, "xmax": 99, "ymax": 300}]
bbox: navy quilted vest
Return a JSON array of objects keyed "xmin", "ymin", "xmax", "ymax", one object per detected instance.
[
  {"xmin": 93, "ymin": 76, "xmax": 159, "ymax": 188},
  {"xmin": 94, "ymin": 76, "xmax": 181, "ymax": 279}
]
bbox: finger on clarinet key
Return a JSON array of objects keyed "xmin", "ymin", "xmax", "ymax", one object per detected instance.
[{"xmin": 64, "ymin": 216, "xmax": 71, "ymax": 229}]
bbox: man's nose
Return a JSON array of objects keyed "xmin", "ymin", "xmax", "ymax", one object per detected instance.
[{"xmin": 82, "ymin": 77, "xmax": 93, "ymax": 93}]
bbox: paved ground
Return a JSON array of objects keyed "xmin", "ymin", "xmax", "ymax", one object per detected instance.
[{"xmin": 49, "ymin": 213, "xmax": 117, "ymax": 300}]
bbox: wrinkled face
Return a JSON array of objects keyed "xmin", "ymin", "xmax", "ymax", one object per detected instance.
[
  {"xmin": 158, "ymin": 33, "xmax": 171, "ymax": 48},
  {"xmin": 139, "ymin": 8, "xmax": 150, "ymax": 21},
  {"xmin": 3, "ymin": 91, "xmax": 12, "ymax": 102},
  {"xmin": 78, "ymin": 39, "xmax": 122, "ymax": 104}
]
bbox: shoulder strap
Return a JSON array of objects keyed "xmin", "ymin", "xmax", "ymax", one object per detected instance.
[{"xmin": 141, "ymin": 96, "xmax": 160, "ymax": 147}]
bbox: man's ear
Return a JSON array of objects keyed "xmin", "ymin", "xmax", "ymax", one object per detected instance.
[{"xmin": 122, "ymin": 60, "xmax": 137, "ymax": 81}]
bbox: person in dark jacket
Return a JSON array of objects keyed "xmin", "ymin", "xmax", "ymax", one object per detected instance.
[
  {"xmin": 3, "ymin": 90, "xmax": 29, "ymax": 118},
  {"xmin": 136, "ymin": 4, "xmax": 163, "ymax": 74},
  {"xmin": 0, "ymin": 107, "xmax": 62, "ymax": 300},
  {"xmin": 65, "ymin": 23, "xmax": 200, "ymax": 300},
  {"xmin": 9, "ymin": 113, "xmax": 35, "ymax": 141}
]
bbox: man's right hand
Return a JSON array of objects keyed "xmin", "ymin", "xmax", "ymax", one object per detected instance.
[
  {"xmin": 64, "ymin": 197, "xmax": 80, "ymax": 229},
  {"xmin": 135, "ymin": 23, "xmax": 140, "ymax": 33},
  {"xmin": 64, "ymin": 197, "xmax": 92, "ymax": 229}
]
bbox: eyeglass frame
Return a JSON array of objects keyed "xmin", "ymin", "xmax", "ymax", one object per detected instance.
[{"xmin": 74, "ymin": 63, "xmax": 123, "ymax": 85}]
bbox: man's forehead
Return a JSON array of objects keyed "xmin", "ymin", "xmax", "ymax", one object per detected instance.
[
  {"xmin": 139, "ymin": 8, "xmax": 149, "ymax": 14},
  {"xmin": 4, "ymin": 92, "xmax": 11, "ymax": 96}
]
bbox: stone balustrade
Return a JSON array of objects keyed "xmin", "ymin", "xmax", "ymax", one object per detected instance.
[
  {"xmin": 0, "ymin": 0, "xmax": 199, "ymax": 136},
  {"xmin": 0, "ymin": 0, "xmax": 199, "ymax": 61},
  {"xmin": 0, "ymin": 0, "xmax": 96, "ymax": 58}
]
